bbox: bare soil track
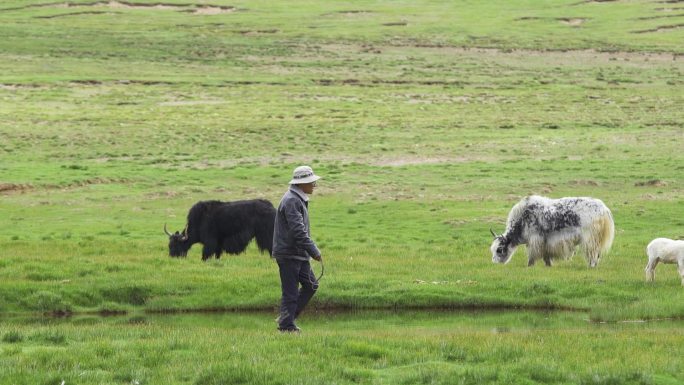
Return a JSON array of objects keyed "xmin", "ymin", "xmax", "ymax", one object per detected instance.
[{"xmin": 2, "ymin": 1, "xmax": 235, "ymax": 14}]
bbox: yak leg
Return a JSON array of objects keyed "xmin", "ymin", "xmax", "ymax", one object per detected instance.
[
  {"xmin": 584, "ymin": 245, "xmax": 601, "ymax": 267},
  {"xmin": 202, "ymin": 238, "xmax": 219, "ymax": 261},
  {"xmin": 541, "ymin": 241, "xmax": 552, "ymax": 266},
  {"xmin": 587, "ymin": 249, "xmax": 599, "ymax": 268},
  {"xmin": 678, "ymin": 259, "xmax": 684, "ymax": 286},
  {"xmin": 583, "ymin": 233, "xmax": 600, "ymax": 268},
  {"xmin": 223, "ymin": 232, "xmax": 252, "ymax": 255},
  {"xmin": 527, "ymin": 238, "xmax": 544, "ymax": 267},
  {"xmin": 645, "ymin": 257, "xmax": 658, "ymax": 282}
]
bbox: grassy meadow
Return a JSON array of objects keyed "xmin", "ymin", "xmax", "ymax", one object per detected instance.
[
  {"xmin": 1, "ymin": 0, "xmax": 684, "ymax": 383},
  {"xmin": 4, "ymin": 311, "xmax": 684, "ymax": 385}
]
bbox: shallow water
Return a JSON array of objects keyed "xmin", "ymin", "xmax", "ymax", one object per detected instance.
[{"xmin": 2, "ymin": 309, "xmax": 680, "ymax": 332}]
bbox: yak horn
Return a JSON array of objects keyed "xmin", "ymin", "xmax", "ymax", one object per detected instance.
[
  {"xmin": 164, "ymin": 223, "xmax": 172, "ymax": 236},
  {"xmin": 490, "ymin": 228, "xmax": 498, "ymax": 238},
  {"xmin": 180, "ymin": 224, "xmax": 189, "ymax": 241}
]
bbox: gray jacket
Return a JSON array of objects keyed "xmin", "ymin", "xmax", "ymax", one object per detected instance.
[{"xmin": 272, "ymin": 186, "xmax": 321, "ymax": 261}]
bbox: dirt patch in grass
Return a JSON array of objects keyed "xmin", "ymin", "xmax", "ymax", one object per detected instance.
[
  {"xmin": 372, "ymin": 156, "xmax": 494, "ymax": 167},
  {"xmin": 637, "ymin": 13, "xmax": 684, "ymax": 20},
  {"xmin": 158, "ymin": 100, "xmax": 228, "ymax": 106},
  {"xmin": 69, "ymin": 80, "xmax": 174, "ymax": 86},
  {"xmin": 335, "ymin": 10, "xmax": 373, "ymax": 16},
  {"xmin": 314, "ymin": 78, "xmax": 465, "ymax": 87},
  {"xmin": 34, "ymin": 10, "xmax": 117, "ymax": 18},
  {"xmin": 375, "ymin": 157, "xmax": 455, "ymax": 167},
  {"xmin": 190, "ymin": 6, "xmax": 235, "ymax": 15},
  {"xmin": 516, "ymin": 17, "xmax": 588, "ymax": 26},
  {"xmin": 569, "ymin": 179, "xmax": 601, "ymax": 186},
  {"xmin": 49, "ymin": 177, "xmax": 131, "ymax": 190},
  {"xmin": 8, "ymin": 1, "xmax": 236, "ymax": 15},
  {"xmin": 558, "ymin": 17, "xmax": 587, "ymax": 26},
  {"xmin": 322, "ymin": 44, "xmax": 681, "ymax": 66},
  {"xmin": 635, "ymin": 179, "xmax": 668, "ymax": 187},
  {"xmin": 0, "ymin": 183, "xmax": 32, "ymax": 194},
  {"xmin": 632, "ymin": 23, "xmax": 684, "ymax": 33},
  {"xmin": 655, "ymin": 7, "xmax": 684, "ymax": 11},
  {"xmin": 1, "ymin": 178, "xmax": 130, "ymax": 195},
  {"xmin": 173, "ymin": 153, "xmax": 496, "ymax": 172},
  {"xmin": 145, "ymin": 190, "xmax": 183, "ymax": 199},
  {"xmin": 238, "ymin": 29, "xmax": 279, "ymax": 36},
  {"xmin": 572, "ymin": 0, "xmax": 619, "ymax": 5},
  {"xmin": 310, "ymin": 95, "xmax": 361, "ymax": 102},
  {"xmin": 444, "ymin": 215, "xmax": 504, "ymax": 228},
  {"xmin": 394, "ymin": 93, "xmax": 513, "ymax": 105},
  {"xmin": 0, "ymin": 83, "xmax": 47, "ymax": 90},
  {"xmin": 382, "ymin": 21, "xmax": 408, "ymax": 26},
  {"xmin": 515, "ymin": 16, "xmax": 588, "ymax": 27},
  {"xmin": 104, "ymin": 1, "xmax": 183, "ymax": 10}
]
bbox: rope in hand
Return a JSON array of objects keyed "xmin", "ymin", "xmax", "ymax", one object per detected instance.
[
  {"xmin": 309, "ymin": 258, "xmax": 324, "ymax": 286},
  {"xmin": 316, "ymin": 259, "xmax": 324, "ymax": 282}
]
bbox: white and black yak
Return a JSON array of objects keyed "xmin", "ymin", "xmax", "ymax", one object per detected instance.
[
  {"xmin": 645, "ymin": 238, "xmax": 684, "ymax": 285},
  {"xmin": 164, "ymin": 199, "xmax": 276, "ymax": 260},
  {"xmin": 490, "ymin": 195, "xmax": 615, "ymax": 267}
]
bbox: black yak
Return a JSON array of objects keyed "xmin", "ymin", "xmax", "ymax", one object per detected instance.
[{"xmin": 164, "ymin": 199, "xmax": 276, "ymax": 260}]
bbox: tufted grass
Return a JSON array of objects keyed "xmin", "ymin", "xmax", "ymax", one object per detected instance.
[{"xmin": 2, "ymin": 311, "xmax": 684, "ymax": 384}]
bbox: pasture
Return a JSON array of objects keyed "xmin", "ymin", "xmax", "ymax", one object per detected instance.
[{"xmin": 1, "ymin": 0, "xmax": 683, "ymax": 383}]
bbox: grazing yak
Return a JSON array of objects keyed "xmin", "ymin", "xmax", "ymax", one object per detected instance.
[
  {"xmin": 490, "ymin": 195, "xmax": 614, "ymax": 267},
  {"xmin": 164, "ymin": 199, "xmax": 276, "ymax": 260},
  {"xmin": 645, "ymin": 238, "xmax": 684, "ymax": 285}
]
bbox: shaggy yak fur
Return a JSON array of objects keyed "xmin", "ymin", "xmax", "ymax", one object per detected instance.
[
  {"xmin": 165, "ymin": 199, "xmax": 276, "ymax": 260},
  {"xmin": 490, "ymin": 195, "xmax": 615, "ymax": 267}
]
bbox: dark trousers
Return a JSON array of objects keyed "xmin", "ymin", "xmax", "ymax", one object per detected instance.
[{"xmin": 277, "ymin": 259, "xmax": 319, "ymax": 330}]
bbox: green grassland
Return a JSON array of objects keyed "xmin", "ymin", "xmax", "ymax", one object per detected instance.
[
  {"xmin": 1, "ymin": 0, "xmax": 684, "ymax": 383},
  {"xmin": 3, "ymin": 311, "xmax": 684, "ymax": 385}
]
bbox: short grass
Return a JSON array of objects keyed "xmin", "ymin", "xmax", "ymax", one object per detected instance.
[
  {"xmin": 3, "ymin": 311, "xmax": 684, "ymax": 385},
  {"xmin": 1, "ymin": 0, "xmax": 684, "ymax": 383}
]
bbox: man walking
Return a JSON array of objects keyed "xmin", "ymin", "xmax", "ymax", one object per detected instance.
[{"xmin": 272, "ymin": 165, "xmax": 323, "ymax": 333}]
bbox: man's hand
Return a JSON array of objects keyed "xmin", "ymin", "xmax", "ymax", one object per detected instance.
[{"xmin": 312, "ymin": 254, "xmax": 322, "ymax": 262}]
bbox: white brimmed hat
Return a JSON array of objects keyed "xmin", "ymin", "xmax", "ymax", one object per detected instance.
[{"xmin": 289, "ymin": 165, "xmax": 321, "ymax": 185}]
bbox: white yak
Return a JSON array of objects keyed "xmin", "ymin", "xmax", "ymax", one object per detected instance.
[{"xmin": 490, "ymin": 196, "xmax": 614, "ymax": 267}]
